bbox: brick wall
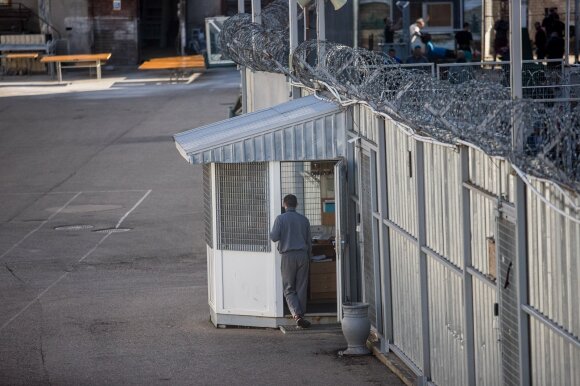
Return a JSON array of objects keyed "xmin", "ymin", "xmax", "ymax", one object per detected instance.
[{"xmin": 91, "ymin": 0, "xmax": 139, "ymax": 65}]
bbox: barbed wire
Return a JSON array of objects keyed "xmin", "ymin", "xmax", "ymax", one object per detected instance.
[{"xmin": 219, "ymin": 0, "xmax": 580, "ymax": 193}]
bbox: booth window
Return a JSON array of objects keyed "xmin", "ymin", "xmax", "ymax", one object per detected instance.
[
  {"xmin": 216, "ymin": 163, "xmax": 270, "ymax": 252},
  {"xmin": 203, "ymin": 164, "xmax": 213, "ymax": 247},
  {"xmin": 281, "ymin": 161, "xmax": 336, "ymax": 226}
]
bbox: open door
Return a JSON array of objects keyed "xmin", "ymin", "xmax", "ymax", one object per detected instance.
[{"xmin": 334, "ymin": 158, "xmax": 347, "ymax": 321}]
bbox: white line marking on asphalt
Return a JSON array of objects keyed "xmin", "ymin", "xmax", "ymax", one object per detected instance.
[
  {"xmin": 186, "ymin": 73, "xmax": 202, "ymax": 85},
  {"xmin": 0, "ymin": 189, "xmax": 150, "ymax": 196},
  {"xmin": 0, "ymin": 192, "xmax": 82, "ymax": 261},
  {"xmin": 0, "ymin": 189, "xmax": 152, "ymax": 333},
  {"xmin": 114, "ymin": 190, "xmax": 151, "ymax": 229}
]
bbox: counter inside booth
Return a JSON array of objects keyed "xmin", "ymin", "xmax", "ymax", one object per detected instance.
[{"xmin": 310, "ymin": 237, "xmax": 337, "ymax": 302}]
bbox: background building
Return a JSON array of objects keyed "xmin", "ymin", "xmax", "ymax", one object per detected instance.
[{"xmin": 0, "ymin": 0, "xmax": 235, "ymax": 65}]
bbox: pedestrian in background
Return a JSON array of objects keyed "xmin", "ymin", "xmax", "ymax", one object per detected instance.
[
  {"xmin": 534, "ymin": 21, "xmax": 547, "ymax": 59},
  {"xmin": 410, "ymin": 18, "xmax": 425, "ymax": 52},
  {"xmin": 455, "ymin": 22, "xmax": 474, "ymax": 60},
  {"xmin": 406, "ymin": 45, "xmax": 428, "ymax": 64}
]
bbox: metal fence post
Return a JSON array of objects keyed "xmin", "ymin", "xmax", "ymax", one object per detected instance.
[
  {"xmin": 238, "ymin": 0, "xmax": 248, "ymax": 114},
  {"xmin": 460, "ymin": 145, "xmax": 476, "ymax": 385},
  {"xmin": 289, "ymin": 0, "xmax": 301, "ymax": 99},
  {"xmin": 415, "ymin": 141, "xmax": 431, "ymax": 382},
  {"xmin": 377, "ymin": 118, "xmax": 393, "ymax": 349},
  {"xmin": 509, "ymin": 0, "xmax": 531, "ymax": 383}
]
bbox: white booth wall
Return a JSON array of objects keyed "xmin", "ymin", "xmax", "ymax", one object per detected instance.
[{"xmin": 206, "ymin": 162, "xmax": 285, "ymax": 328}]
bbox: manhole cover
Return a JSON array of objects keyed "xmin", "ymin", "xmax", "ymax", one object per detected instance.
[
  {"xmin": 93, "ymin": 228, "xmax": 132, "ymax": 234},
  {"xmin": 54, "ymin": 224, "xmax": 94, "ymax": 231}
]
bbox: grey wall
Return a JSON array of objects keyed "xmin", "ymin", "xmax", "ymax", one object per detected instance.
[{"xmin": 188, "ymin": 0, "xmax": 222, "ymax": 30}]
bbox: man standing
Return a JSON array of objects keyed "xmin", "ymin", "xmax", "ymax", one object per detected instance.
[
  {"xmin": 270, "ymin": 194, "xmax": 312, "ymax": 328},
  {"xmin": 534, "ymin": 21, "xmax": 547, "ymax": 59},
  {"xmin": 455, "ymin": 22, "xmax": 474, "ymax": 57},
  {"xmin": 405, "ymin": 45, "xmax": 428, "ymax": 64},
  {"xmin": 410, "ymin": 18, "xmax": 425, "ymax": 51}
]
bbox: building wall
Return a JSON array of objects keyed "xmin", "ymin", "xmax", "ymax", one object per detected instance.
[
  {"xmin": 188, "ymin": 0, "xmax": 222, "ymax": 30},
  {"xmin": 91, "ymin": 0, "xmax": 139, "ymax": 65},
  {"xmin": 51, "ymin": 0, "xmax": 92, "ymax": 55}
]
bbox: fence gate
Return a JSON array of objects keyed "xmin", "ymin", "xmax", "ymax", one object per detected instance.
[{"xmin": 497, "ymin": 204, "xmax": 520, "ymax": 386}]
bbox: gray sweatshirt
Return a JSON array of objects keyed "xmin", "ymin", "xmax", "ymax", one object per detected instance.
[{"xmin": 270, "ymin": 208, "xmax": 311, "ymax": 257}]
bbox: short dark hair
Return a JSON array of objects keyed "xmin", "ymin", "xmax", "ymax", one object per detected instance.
[
  {"xmin": 463, "ymin": 22, "xmax": 470, "ymax": 28},
  {"xmin": 283, "ymin": 194, "xmax": 298, "ymax": 208}
]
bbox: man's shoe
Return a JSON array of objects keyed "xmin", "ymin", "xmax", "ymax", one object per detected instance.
[{"xmin": 296, "ymin": 317, "xmax": 311, "ymax": 328}]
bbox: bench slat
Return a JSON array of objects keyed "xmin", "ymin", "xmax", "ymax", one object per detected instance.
[
  {"xmin": 147, "ymin": 55, "xmax": 204, "ymax": 62},
  {"xmin": 138, "ymin": 62, "xmax": 205, "ymax": 70},
  {"xmin": 40, "ymin": 53, "xmax": 111, "ymax": 63},
  {"xmin": 1, "ymin": 53, "xmax": 39, "ymax": 59},
  {"xmin": 138, "ymin": 55, "xmax": 206, "ymax": 71}
]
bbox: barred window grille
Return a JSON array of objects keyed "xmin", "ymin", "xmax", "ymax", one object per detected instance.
[
  {"xmin": 203, "ymin": 164, "xmax": 213, "ymax": 247},
  {"xmin": 280, "ymin": 161, "xmax": 335, "ymax": 226},
  {"xmin": 216, "ymin": 163, "xmax": 270, "ymax": 252},
  {"xmin": 280, "ymin": 162, "xmax": 320, "ymax": 225}
]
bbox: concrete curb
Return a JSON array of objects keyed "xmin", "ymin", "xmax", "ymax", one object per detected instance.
[{"xmin": 366, "ymin": 338, "xmax": 417, "ymax": 386}]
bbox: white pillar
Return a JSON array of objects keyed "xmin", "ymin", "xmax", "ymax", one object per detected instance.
[
  {"xmin": 510, "ymin": 0, "xmax": 523, "ymax": 103},
  {"xmin": 483, "ymin": 0, "xmax": 494, "ymax": 60},
  {"xmin": 353, "ymin": 0, "xmax": 359, "ymax": 48},
  {"xmin": 316, "ymin": 0, "xmax": 326, "ymax": 41},
  {"xmin": 290, "ymin": 0, "xmax": 298, "ymax": 63},
  {"xmin": 178, "ymin": 0, "xmax": 186, "ymax": 55},
  {"xmin": 289, "ymin": 0, "xmax": 301, "ymax": 99},
  {"xmin": 239, "ymin": 0, "xmax": 247, "ymax": 113},
  {"xmin": 576, "ymin": 0, "xmax": 580, "ymax": 63},
  {"xmin": 566, "ymin": 0, "xmax": 571, "ymax": 64},
  {"xmin": 252, "ymin": 0, "xmax": 261, "ymax": 24}
]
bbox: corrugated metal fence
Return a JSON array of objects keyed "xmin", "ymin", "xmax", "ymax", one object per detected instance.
[{"xmin": 351, "ymin": 103, "xmax": 580, "ymax": 385}]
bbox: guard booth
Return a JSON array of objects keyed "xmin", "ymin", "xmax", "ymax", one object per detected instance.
[{"xmin": 174, "ymin": 95, "xmax": 350, "ymax": 327}]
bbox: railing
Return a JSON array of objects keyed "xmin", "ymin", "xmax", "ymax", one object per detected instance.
[
  {"xmin": 0, "ymin": 2, "xmax": 60, "ymax": 38},
  {"xmin": 387, "ymin": 62, "xmax": 436, "ymax": 77},
  {"xmin": 436, "ymin": 59, "xmax": 580, "ymax": 102}
]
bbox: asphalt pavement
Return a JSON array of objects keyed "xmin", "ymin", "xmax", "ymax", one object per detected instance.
[{"xmin": 0, "ymin": 68, "xmax": 404, "ymax": 386}]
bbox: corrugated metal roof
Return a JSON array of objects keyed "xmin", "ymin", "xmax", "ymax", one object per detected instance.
[{"xmin": 173, "ymin": 95, "xmax": 347, "ymax": 164}]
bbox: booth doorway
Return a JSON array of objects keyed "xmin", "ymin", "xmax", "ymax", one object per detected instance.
[
  {"xmin": 139, "ymin": 0, "xmax": 179, "ymax": 59},
  {"xmin": 280, "ymin": 161, "xmax": 339, "ymax": 318}
]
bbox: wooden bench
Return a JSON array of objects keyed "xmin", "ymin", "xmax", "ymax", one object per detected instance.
[
  {"xmin": 0, "ymin": 53, "xmax": 39, "ymax": 75},
  {"xmin": 40, "ymin": 53, "xmax": 112, "ymax": 83},
  {"xmin": 138, "ymin": 55, "xmax": 206, "ymax": 81}
]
